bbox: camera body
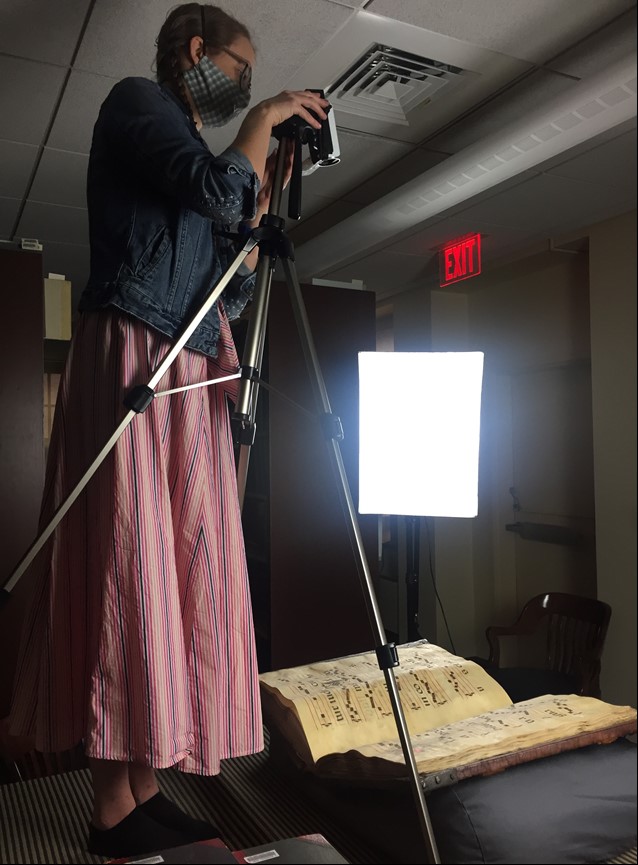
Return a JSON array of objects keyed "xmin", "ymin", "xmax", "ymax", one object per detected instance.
[
  {"xmin": 302, "ymin": 90, "xmax": 341, "ymax": 175},
  {"xmin": 272, "ymin": 89, "xmax": 341, "ymax": 175}
]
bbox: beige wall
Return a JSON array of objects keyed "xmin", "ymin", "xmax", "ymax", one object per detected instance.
[
  {"xmin": 427, "ymin": 253, "xmax": 592, "ymax": 657},
  {"xmin": 588, "ymin": 210, "xmax": 637, "ymax": 706},
  {"xmin": 385, "ymin": 214, "xmax": 636, "ymax": 706}
]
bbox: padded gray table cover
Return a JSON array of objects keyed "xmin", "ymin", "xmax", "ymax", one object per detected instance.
[{"xmin": 427, "ymin": 738, "xmax": 637, "ymax": 864}]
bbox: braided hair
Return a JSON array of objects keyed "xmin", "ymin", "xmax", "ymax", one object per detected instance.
[{"xmin": 155, "ymin": 3, "xmax": 251, "ymax": 111}]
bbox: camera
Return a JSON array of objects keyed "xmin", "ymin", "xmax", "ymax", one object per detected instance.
[{"xmin": 272, "ymin": 89, "xmax": 341, "ymax": 175}]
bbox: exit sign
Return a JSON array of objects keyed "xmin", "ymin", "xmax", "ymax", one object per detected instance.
[{"xmin": 439, "ymin": 233, "xmax": 482, "ymax": 287}]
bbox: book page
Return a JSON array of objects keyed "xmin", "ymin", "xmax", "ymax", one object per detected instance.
[
  {"xmin": 259, "ymin": 641, "xmax": 511, "ymax": 762},
  {"xmin": 352, "ymin": 694, "xmax": 638, "ymax": 776}
]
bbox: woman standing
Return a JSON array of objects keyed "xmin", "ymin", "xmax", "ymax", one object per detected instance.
[{"xmin": 8, "ymin": 3, "xmax": 328, "ymax": 857}]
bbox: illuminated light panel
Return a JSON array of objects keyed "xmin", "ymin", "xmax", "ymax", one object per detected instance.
[
  {"xmin": 439, "ymin": 233, "xmax": 482, "ymax": 287},
  {"xmin": 358, "ymin": 351, "xmax": 484, "ymax": 517}
]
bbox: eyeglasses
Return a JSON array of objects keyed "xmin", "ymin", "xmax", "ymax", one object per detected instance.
[{"xmin": 219, "ymin": 47, "xmax": 252, "ymax": 94}]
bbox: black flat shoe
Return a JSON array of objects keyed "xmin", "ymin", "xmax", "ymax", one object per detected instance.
[
  {"xmin": 139, "ymin": 791, "xmax": 221, "ymax": 841},
  {"xmin": 87, "ymin": 807, "xmax": 189, "ymax": 857}
]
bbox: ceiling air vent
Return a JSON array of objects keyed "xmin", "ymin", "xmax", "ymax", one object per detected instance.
[
  {"xmin": 286, "ymin": 10, "xmax": 529, "ymax": 142},
  {"xmin": 327, "ymin": 44, "xmax": 467, "ymax": 125}
]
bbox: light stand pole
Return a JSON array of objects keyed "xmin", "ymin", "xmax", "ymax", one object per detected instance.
[{"xmin": 405, "ymin": 515, "xmax": 423, "ymax": 642}]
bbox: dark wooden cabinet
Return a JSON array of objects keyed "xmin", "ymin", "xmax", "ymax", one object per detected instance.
[
  {"xmin": 238, "ymin": 282, "xmax": 379, "ymax": 672},
  {"xmin": 0, "ymin": 247, "xmax": 45, "ymax": 716}
]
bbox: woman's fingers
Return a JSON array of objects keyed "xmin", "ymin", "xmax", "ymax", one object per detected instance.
[{"xmin": 262, "ymin": 90, "xmax": 330, "ymax": 129}]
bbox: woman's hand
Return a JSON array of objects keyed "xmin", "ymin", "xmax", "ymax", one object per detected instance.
[
  {"xmin": 254, "ymin": 89, "xmax": 330, "ymax": 132},
  {"xmin": 233, "ymin": 91, "xmax": 330, "ymax": 188}
]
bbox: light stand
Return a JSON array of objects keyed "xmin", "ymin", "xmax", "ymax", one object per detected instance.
[
  {"xmin": 405, "ymin": 515, "xmax": 423, "ymax": 642},
  {"xmin": 358, "ymin": 348, "xmax": 485, "ymax": 656},
  {"xmin": 1, "ymin": 125, "xmax": 441, "ymax": 865}
]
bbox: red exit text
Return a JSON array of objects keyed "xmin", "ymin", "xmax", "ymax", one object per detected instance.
[{"xmin": 439, "ymin": 233, "xmax": 482, "ymax": 287}]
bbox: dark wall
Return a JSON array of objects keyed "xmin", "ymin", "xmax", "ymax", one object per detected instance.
[{"xmin": 268, "ymin": 282, "xmax": 378, "ymax": 669}]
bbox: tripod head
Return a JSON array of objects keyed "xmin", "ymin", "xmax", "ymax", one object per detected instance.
[{"xmin": 272, "ymin": 90, "xmax": 340, "ymax": 220}]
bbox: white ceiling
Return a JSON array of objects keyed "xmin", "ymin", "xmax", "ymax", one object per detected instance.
[{"xmin": 0, "ymin": 0, "xmax": 636, "ymax": 305}]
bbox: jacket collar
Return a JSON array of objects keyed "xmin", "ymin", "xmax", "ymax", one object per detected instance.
[{"xmin": 161, "ymin": 82, "xmax": 192, "ymax": 118}]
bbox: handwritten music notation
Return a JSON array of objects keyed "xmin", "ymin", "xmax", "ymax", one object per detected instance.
[
  {"xmin": 355, "ymin": 694, "xmax": 638, "ymax": 775},
  {"xmin": 260, "ymin": 641, "xmax": 513, "ymax": 761}
]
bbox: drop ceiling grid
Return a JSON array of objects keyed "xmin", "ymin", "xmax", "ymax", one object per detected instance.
[
  {"xmin": 0, "ymin": 55, "xmax": 66, "ymax": 146},
  {"xmin": 73, "ymin": 0, "xmax": 353, "ymax": 80},
  {"xmin": 0, "ymin": 0, "xmax": 92, "ymax": 66},
  {"xmin": 366, "ymin": 0, "xmax": 636, "ymax": 65},
  {"xmin": 0, "ymin": 0, "xmax": 635, "ymax": 293}
]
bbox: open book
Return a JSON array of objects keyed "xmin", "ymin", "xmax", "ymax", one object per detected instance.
[{"xmin": 259, "ymin": 641, "xmax": 637, "ymax": 784}]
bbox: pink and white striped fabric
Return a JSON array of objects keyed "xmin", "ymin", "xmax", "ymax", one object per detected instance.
[{"xmin": 9, "ymin": 307, "xmax": 263, "ymax": 775}]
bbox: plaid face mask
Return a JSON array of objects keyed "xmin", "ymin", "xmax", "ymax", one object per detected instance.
[{"xmin": 183, "ymin": 56, "xmax": 251, "ymax": 127}]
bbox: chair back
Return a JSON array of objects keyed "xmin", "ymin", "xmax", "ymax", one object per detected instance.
[
  {"xmin": 487, "ymin": 592, "xmax": 611, "ymax": 697},
  {"xmin": 539, "ymin": 593, "xmax": 611, "ymax": 684}
]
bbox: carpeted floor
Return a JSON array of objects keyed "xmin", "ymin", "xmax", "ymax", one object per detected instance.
[
  {"xmin": 0, "ymin": 732, "xmax": 382, "ymax": 864},
  {"xmin": 0, "ymin": 732, "xmax": 636, "ymax": 865}
]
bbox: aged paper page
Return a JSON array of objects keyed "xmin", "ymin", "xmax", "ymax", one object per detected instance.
[
  {"xmin": 353, "ymin": 694, "xmax": 638, "ymax": 775},
  {"xmin": 259, "ymin": 641, "xmax": 511, "ymax": 762}
]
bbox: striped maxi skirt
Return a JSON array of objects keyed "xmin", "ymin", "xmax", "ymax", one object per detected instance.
[{"xmin": 8, "ymin": 307, "xmax": 263, "ymax": 775}]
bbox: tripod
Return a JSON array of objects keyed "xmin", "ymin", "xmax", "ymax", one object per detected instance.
[
  {"xmin": 233, "ymin": 137, "xmax": 440, "ymax": 864},
  {"xmin": 1, "ymin": 133, "xmax": 440, "ymax": 865}
]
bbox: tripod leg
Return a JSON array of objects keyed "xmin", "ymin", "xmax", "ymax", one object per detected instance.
[
  {"xmin": 235, "ymin": 247, "xmax": 275, "ymax": 507},
  {"xmin": 234, "ymin": 142, "xmax": 290, "ymax": 506},
  {"xmin": 1, "ymin": 241, "xmax": 256, "ymax": 601},
  {"xmin": 280, "ymin": 258, "xmax": 441, "ymax": 865}
]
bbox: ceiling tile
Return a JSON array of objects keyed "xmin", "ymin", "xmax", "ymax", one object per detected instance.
[
  {"xmin": 301, "ymin": 130, "xmax": 413, "ymax": 201},
  {"xmin": 0, "ymin": 141, "xmax": 38, "ymax": 198},
  {"xmin": 73, "ymin": 0, "xmax": 352, "ymax": 81},
  {"xmin": 343, "ymin": 148, "xmax": 449, "ymax": 205},
  {"xmin": 543, "ymin": 127, "xmax": 637, "ymax": 191},
  {"xmin": 288, "ymin": 196, "xmax": 364, "ymax": 246},
  {"xmin": 426, "ymin": 70, "xmax": 577, "ymax": 154},
  {"xmin": 0, "ymin": 0, "xmax": 90, "ymax": 65},
  {"xmin": 545, "ymin": 7, "xmax": 637, "ymax": 77},
  {"xmin": 16, "ymin": 200, "xmax": 89, "ymax": 246},
  {"xmin": 286, "ymin": 10, "xmax": 530, "ymax": 146},
  {"xmin": 438, "ymin": 169, "xmax": 551, "ymax": 219},
  {"xmin": 0, "ymin": 197, "xmax": 21, "ymax": 239},
  {"xmin": 367, "ymin": 0, "xmax": 635, "ymax": 65},
  {"xmin": 48, "ymin": 70, "xmax": 119, "ymax": 154},
  {"xmin": 73, "ymin": 0, "xmax": 173, "ymax": 78},
  {"xmin": 0, "ymin": 56, "xmax": 65, "ymax": 145},
  {"xmin": 30, "ymin": 148, "xmax": 89, "ymax": 208},
  {"xmin": 282, "ymin": 190, "xmax": 340, "ymax": 225},
  {"xmin": 454, "ymin": 172, "xmax": 636, "ymax": 233}
]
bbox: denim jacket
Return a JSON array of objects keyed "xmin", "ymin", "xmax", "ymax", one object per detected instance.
[{"xmin": 78, "ymin": 77, "xmax": 259, "ymax": 357}]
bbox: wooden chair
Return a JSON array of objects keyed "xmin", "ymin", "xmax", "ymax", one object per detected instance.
[{"xmin": 484, "ymin": 592, "xmax": 611, "ymax": 701}]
